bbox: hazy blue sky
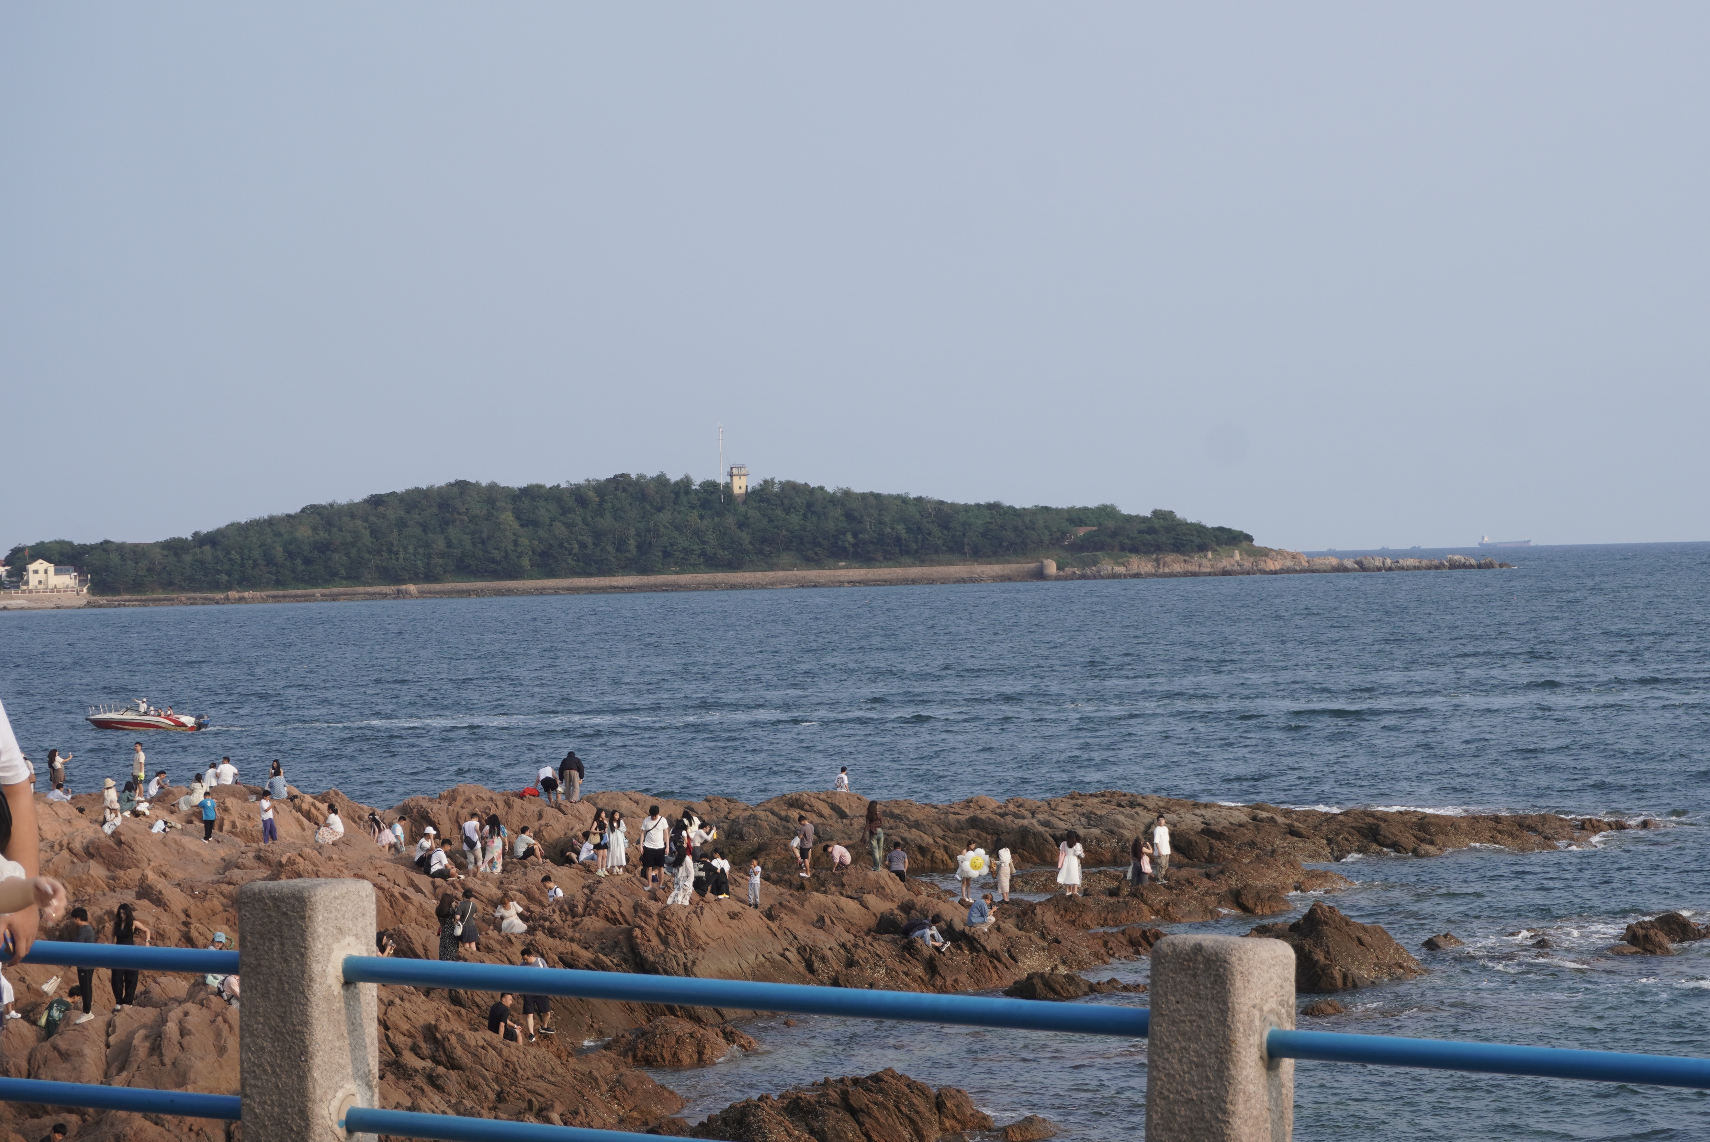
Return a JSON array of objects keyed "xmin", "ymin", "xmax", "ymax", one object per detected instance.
[{"xmin": 4, "ymin": 5, "xmax": 1705, "ymax": 552}]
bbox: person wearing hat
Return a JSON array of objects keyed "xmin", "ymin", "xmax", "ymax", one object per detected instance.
[
  {"xmin": 413, "ymin": 826, "xmax": 439, "ymax": 869},
  {"xmin": 102, "ymin": 778, "xmax": 119, "ymax": 812}
]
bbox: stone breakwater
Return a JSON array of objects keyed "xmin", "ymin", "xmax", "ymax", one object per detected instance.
[
  {"xmin": 0, "ymin": 786, "xmax": 1602, "ymax": 1141},
  {"xmin": 0, "ymin": 549, "xmax": 1512, "ymax": 611},
  {"xmin": 1046, "ymin": 550, "xmax": 1512, "ymax": 580}
]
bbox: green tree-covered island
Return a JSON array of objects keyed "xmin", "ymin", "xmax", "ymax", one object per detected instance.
[{"xmin": 7, "ymin": 475, "xmax": 1256, "ymax": 596}]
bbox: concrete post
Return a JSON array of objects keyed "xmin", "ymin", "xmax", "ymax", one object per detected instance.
[
  {"xmin": 1145, "ymin": 934, "xmax": 1295, "ymax": 1142},
  {"xmin": 1039, "ymin": 559, "xmax": 1057, "ymax": 579},
  {"xmin": 238, "ymin": 878, "xmax": 379, "ymax": 1142}
]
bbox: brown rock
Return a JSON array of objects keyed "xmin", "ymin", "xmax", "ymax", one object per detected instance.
[
  {"xmin": 1247, "ymin": 902, "xmax": 1424, "ymax": 993},
  {"xmin": 608, "ymin": 1016, "xmax": 753, "ymax": 1068},
  {"xmin": 999, "ymin": 1114, "xmax": 1060, "ymax": 1140},
  {"xmin": 1621, "ymin": 927, "xmax": 1675, "ymax": 956},
  {"xmin": 1421, "ymin": 932, "xmax": 1463, "ymax": 951},
  {"xmin": 1003, "ymin": 971, "xmax": 1091, "ymax": 1001},
  {"xmin": 1299, "ymin": 999, "xmax": 1344, "ymax": 1017},
  {"xmin": 697, "ymin": 1069, "xmax": 991, "ymax": 1142},
  {"xmin": 1626, "ymin": 913, "xmax": 1706, "ymax": 946}
]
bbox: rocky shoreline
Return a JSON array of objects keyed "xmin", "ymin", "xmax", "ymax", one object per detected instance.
[
  {"xmin": 0, "ymin": 548, "xmax": 1514, "ymax": 611},
  {"xmin": 0, "ymin": 784, "xmax": 1619, "ymax": 1141}
]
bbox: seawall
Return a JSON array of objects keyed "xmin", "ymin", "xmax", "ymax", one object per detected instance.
[{"xmin": 0, "ymin": 550, "xmax": 1512, "ymax": 611}]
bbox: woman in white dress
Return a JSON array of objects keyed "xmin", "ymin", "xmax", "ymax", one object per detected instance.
[
  {"xmin": 994, "ymin": 837, "xmax": 1014, "ymax": 903},
  {"xmin": 607, "ymin": 811, "xmax": 629, "ymax": 874},
  {"xmin": 1056, "ymin": 831, "xmax": 1084, "ymax": 897},
  {"xmin": 494, "ymin": 896, "xmax": 529, "ymax": 935}
]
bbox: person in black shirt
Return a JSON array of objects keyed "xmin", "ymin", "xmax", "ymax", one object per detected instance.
[
  {"xmin": 66, "ymin": 908, "xmax": 97, "ymax": 1014},
  {"xmin": 488, "ymin": 992, "xmax": 522, "ymax": 1042},
  {"xmin": 39, "ymin": 1125, "xmax": 66, "ymax": 1142},
  {"xmin": 557, "ymin": 752, "xmax": 585, "ymax": 803}
]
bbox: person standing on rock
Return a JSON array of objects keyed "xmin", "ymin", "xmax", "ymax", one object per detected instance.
[
  {"xmin": 794, "ymin": 816, "xmax": 815, "ymax": 877},
  {"xmin": 640, "ymin": 806, "xmax": 669, "ymax": 889},
  {"xmin": 110, "ymin": 903, "xmax": 150, "ymax": 1012},
  {"xmin": 747, "ymin": 857, "xmax": 763, "ymax": 907},
  {"xmin": 955, "ymin": 843, "xmax": 986, "ymax": 903},
  {"xmin": 259, "ymin": 794, "xmax": 277, "ymax": 844},
  {"xmin": 834, "ymin": 766, "xmax": 849, "ymax": 792},
  {"xmin": 1056, "ymin": 832, "xmax": 1084, "ymax": 897},
  {"xmin": 518, "ymin": 948, "xmax": 555, "ymax": 1041},
  {"xmin": 461, "ymin": 812, "xmax": 482, "ymax": 872},
  {"xmin": 608, "ymin": 811, "xmax": 629, "ymax": 875},
  {"xmin": 435, "ymin": 893, "xmax": 463, "ymax": 960},
  {"xmin": 558, "ymin": 751, "xmax": 584, "ymax": 804},
  {"xmin": 1151, "ymin": 816, "xmax": 1171, "ymax": 884},
  {"xmin": 66, "ymin": 908, "xmax": 96, "ymax": 1018},
  {"xmin": 1128, "ymin": 833, "xmax": 1150, "ymax": 888},
  {"xmin": 456, "ymin": 888, "xmax": 480, "ymax": 955},
  {"xmin": 885, "ymin": 841, "xmax": 908, "ymax": 882},
  {"xmin": 863, "ymin": 802, "xmax": 884, "ymax": 872},
  {"xmin": 131, "ymin": 743, "xmax": 146, "ymax": 786},
  {"xmin": 993, "ymin": 839, "xmax": 1013, "ymax": 903},
  {"xmin": 46, "ymin": 750, "xmax": 70, "ymax": 792},
  {"xmin": 198, "ymin": 789, "xmax": 218, "ymax": 842},
  {"xmin": 536, "ymin": 762, "xmax": 560, "ymax": 805}
]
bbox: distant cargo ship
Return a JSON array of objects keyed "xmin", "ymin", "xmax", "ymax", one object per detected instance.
[{"xmin": 1477, "ymin": 536, "xmax": 1532, "ymax": 548}]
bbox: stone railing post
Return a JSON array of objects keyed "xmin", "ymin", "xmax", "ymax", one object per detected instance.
[
  {"xmin": 238, "ymin": 878, "xmax": 379, "ymax": 1142},
  {"xmin": 1146, "ymin": 934, "xmax": 1295, "ymax": 1142}
]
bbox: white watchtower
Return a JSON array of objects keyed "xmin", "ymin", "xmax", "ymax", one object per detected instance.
[{"xmin": 728, "ymin": 465, "xmax": 749, "ymax": 502}]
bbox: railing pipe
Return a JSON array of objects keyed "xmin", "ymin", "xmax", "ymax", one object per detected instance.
[
  {"xmin": 0, "ymin": 1077, "xmax": 240, "ymax": 1120},
  {"xmin": 23, "ymin": 940, "xmax": 239, "ymax": 975},
  {"xmin": 342, "ymin": 956, "xmax": 1150, "ymax": 1039},
  {"xmin": 342, "ymin": 1107, "xmax": 673, "ymax": 1141},
  {"xmin": 1267, "ymin": 1028, "xmax": 1710, "ymax": 1089}
]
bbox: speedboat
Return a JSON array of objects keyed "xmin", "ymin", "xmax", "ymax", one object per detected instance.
[{"xmin": 87, "ymin": 699, "xmax": 208, "ymax": 732}]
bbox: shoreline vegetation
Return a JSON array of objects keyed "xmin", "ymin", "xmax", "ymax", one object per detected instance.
[
  {"xmin": 3, "ymin": 549, "xmax": 1514, "ymax": 611},
  {"xmin": 8, "ymin": 475, "xmax": 1262, "ymax": 597},
  {"xmin": 10, "ymin": 782, "xmax": 1630, "ymax": 1140}
]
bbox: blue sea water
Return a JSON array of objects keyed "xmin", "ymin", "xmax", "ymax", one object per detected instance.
[{"xmin": 2, "ymin": 542, "xmax": 1708, "ymax": 1140}]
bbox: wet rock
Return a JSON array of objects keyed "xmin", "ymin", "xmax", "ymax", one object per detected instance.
[
  {"xmin": 607, "ymin": 1016, "xmax": 758, "ymax": 1068},
  {"xmin": 1247, "ymin": 902, "xmax": 1424, "ymax": 993},
  {"xmin": 1638, "ymin": 819, "xmax": 1660, "ymax": 829},
  {"xmin": 1421, "ymin": 932, "xmax": 1463, "ymax": 951},
  {"xmin": 696, "ymin": 1068, "xmax": 992, "ymax": 1142},
  {"xmin": 999, "ymin": 1114, "xmax": 1060, "ymax": 1140},
  {"xmin": 1626, "ymin": 913, "xmax": 1707, "ymax": 946},
  {"xmin": 1299, "ymin": 999, "xmax": 1344, "ymax": 1017},
  {"xmin": 1004, "ymin": 971, "xmax": 1091, "ymax": 1000},
  {"xmin": 1531, "ymin": 938, "xmax": 1553, "ymax": 949},
  {"xmin": 1620, "ymin": 926, "xmax": 1677, "ymax": 956}
]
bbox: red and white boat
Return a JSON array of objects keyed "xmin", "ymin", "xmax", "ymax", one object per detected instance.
[{"xmin": 87, "ymin": 699, "xmax": 208, "ymax": 733}]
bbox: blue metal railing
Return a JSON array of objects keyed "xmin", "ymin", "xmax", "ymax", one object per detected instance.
[
  {"xmin": 341, "ymin": 955, "xmax": 1149, "ymax": 1038},
  {"xmin": 1266, "ymin": 1028, "xmax": 1710, "ymax": 1089},
  {"xmin": 10, "ymin": 940, "xmax": 1710, "ymax": 1142}
]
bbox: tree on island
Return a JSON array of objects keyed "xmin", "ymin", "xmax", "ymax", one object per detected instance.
[{"xmin": 7, "ymin": 476, "xmax": 1254, "ymax": 596}]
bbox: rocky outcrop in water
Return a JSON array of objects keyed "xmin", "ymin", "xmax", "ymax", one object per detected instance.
[
  {"xmin": 690, "ymin": 1069, "xmax": 993, "ymax": 1142},
  {"xmin": 1606, "ymin": 912, "xmax": 1709, "ymax": 956},
  {"xmin": 1048, "ymin": 549, "xmax": 1512, "ymax": 581},
  {"xmin": 1248, "ymin": 902, "xmax": 1425, "ymax": 993},
  {"xmin": 1421, "ymin": 932, "xmax": 1463, "ymax": 950}
]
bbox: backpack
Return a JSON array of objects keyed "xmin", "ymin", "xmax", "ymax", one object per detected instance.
[{"xmin": 40, "ymin": 997, "xmax": 71, "ymax": 1037}]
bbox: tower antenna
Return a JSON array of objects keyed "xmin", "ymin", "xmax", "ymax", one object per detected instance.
[{"xmin": 718, "ymin": 423, "xmax": 724, "ymax": 503}]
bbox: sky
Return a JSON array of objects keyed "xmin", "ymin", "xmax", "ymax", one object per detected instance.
[{"xmin": 3, "ymin": 5, "xmax": 1706, "ymax": 553}]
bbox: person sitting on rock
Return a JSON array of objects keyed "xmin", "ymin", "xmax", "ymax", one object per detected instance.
[
  {"xmin": 488, "ymin": 992, "xmax": 523, "ymax": 1043},
  {"xmin": 902, "ymin": 914, "xmax": 949, "ymax": 953},
  {"xmin": 513, "ymin": 824, "xmax": 544, "ymax": 864},
  {"xmin": 575, "ymin": 831, "xmax": 597, "ymax": 864},
  {"xmin": 146, "ymin": 769, "xmax": 168, "ymax": 799},
  {"xmin": 495, "ymin": 895, "xmax": 529, "ymax": 935},
  {"xmin": 413, "ymin": 826, "xmax": 439, "ymax": 868},
  {"xmin": 314, "ymin": 803, "xmax": 345, "ymax": 845},
  {"xmin": 40, "ymin": 1123, "xmax": 67, "ymax": 1142},
  {"xmin": 707, "ymin": 851, "xmax": 731, "ymax": 898},
  {"xmin": 541, "ymin": 875, "xmax": 563, "ymax": 905},
  {"xmin": 822, "ymin": 843, "xmax": 852, "ymax": 873},
  {"xmin": 427, "ymin": 840, "xmax": 460, "ymax": 880},
  {"xmin": 46, "ymin": 782, "xmax": 71, "ymax": 803},
  {"xmin": 967, "ymin": 893, "xmax": 997, "ymax": 932}
]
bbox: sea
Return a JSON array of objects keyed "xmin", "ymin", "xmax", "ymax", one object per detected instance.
[{"xmin": 2, "ymin": 541, "xmax": 1708, "ymax": 1141}]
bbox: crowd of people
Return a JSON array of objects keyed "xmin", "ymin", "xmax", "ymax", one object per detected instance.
[{"xmin": 3, "ymin": 707, "xmax": 1185, "ymax": 1058}]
